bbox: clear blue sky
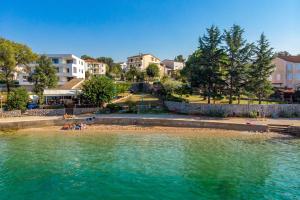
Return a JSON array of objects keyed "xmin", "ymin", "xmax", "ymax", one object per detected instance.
[{"xmin": 0, "ymin": 0, "xmax": 299, "ymax": 62}]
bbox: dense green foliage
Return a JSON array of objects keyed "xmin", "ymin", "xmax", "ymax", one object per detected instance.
[
  {"xmin": 107, "ymin": 64, "xmax": 122, "ymax": 79},
  {"xmin": 28, "ymin": 55, "xmax": 58, "ymax": 100},
  {"xmin": 81, "ymin": 55, "xmax": 93, "ymax": 60},
  {"xmin": 6, "ymin": 87, "xmax": 29, "ymax": 111},
  {"xmin": 184, "ymin": 25, "xmax": 275, "ymax": 104},
  {"xmin": 96, "ymin": 57, "xmax": 114, "ymax": 68},
  {"xmin": 116, "ymin": 82, "xmax": 131, "ymax": 94},
  {"xmin": 174, "ymin": 55, "xmax": 185, "ymax": 62},
  {"xmin": 224, "ymin": 25, "xmax": 253, "ymax": 104},
  {"xmin": 0, "ymin": 38, "xmax": 36, "ymax": 93},
  {"xmin": 125, "ymin": 66, "xmax": 146, "ymax": 82},
  {"xmin": 82, "ymin": 76, "xmax": 117, "ymax": 107},
  {"xmin": 146, "ymin": 64, "xmax": 160, "ymax": 80},
  {"xmin": 248, "ymin": 34, "xmax": 275, "ymax": 104}
]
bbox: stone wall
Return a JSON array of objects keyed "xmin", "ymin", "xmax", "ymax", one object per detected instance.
[
  {"xmin": 164, "ymin": 101, "xmax": 300, "ymax": 118},
  {"xmin": 25, "ymin": 109, "xmax": 65, "ymax": 116},
  {"xmin": 73, "ymin": 107, "xmax": 99, "ymax": 115},
  {"xmin": 0, "ymin": 110, "xmax": 22, "ymax": 118}
]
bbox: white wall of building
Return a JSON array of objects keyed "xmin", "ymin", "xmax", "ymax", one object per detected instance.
[{"xmin": 18, "ymin": 54, "xmax": 85, "ymax": 86}]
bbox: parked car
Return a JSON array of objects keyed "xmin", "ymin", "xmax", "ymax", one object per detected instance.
[{"xmin": 27, "ymin": 102, "xmax": 39, "ymax": 109}]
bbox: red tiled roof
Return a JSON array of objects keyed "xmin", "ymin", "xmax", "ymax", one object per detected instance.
[
  {"xmin": 83, "ymin": 58, "xmax": 104, "ymax": 64},
  {"xmin": 278, "ymin": 56, "xmax": 300, "ymax": 63}
]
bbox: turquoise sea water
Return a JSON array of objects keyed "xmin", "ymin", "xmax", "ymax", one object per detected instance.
[{"xmin": 0, "ymin": 132, "xmax": 299, "ymax": 200}]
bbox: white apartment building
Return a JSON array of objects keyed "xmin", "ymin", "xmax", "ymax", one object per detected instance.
[
  {"xmin": 84, "ymin": 58, "xmax": 107, "ymax": 76},
  {"xmin": 18, "ymin": 54, "xmax": 85, "ymax": 86}
]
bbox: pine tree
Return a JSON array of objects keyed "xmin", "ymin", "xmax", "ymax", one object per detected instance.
[
  {"xmin": 224, "ymin": 25, "xmax": 254, "ymax": 104},
  {"xmin": 249, "ymin": 33, "xmax": 275, "ymax": 104},
  {"xmin": 197, "ymin": 25, "xmax": 226, "ymax": 104}
]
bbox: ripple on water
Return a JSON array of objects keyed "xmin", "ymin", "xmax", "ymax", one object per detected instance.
[{"xmin": 0, "ymin": 131, "xmax": 299, "ymax": 200}]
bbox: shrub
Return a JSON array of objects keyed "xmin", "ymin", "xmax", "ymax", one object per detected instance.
[
  {"xmin": 165, "ymin": 95, "xmax": 188, "ymax": 103},
  {"xmin": 248, "ymin": 111, "xmax": 258, "ymax": 118},
  {"xmin": 116, "ymin": 82, "xmax": 131, "ymax": 94},
  {"xmin": 106, "ymin": 103, "xmax": 122, "ymax": 113},
  {"xmin": 6, "ymin": 87, "xmax": 29, "ymax": 112},
  {"xmin": 125, "ymin": 99, "xmax": 137, "ymax": 113},
  {"xmin": 81, "ymin": 76, "xmax": 117, "ymax": 107}
]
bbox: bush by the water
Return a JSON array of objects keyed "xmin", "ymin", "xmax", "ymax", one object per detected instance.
[{"xmin": 6, "ymin": 87, "xmax": 29, "ymax": 112}]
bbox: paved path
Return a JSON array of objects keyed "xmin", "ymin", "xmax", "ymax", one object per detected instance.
[{"xmin": 96, "ymin": 114, "xmax": 300, "ymax": 126}]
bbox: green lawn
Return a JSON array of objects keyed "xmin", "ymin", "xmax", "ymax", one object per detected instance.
[
  {"xmin": 177, "ymin": 94, "xmax": 279, "ymax": 105},
  {"xmin": 116, "ymin": 93, "xmax": 161, "ymax": 106}
]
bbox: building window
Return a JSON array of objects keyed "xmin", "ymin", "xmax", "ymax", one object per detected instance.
[
  {"xmin": 67, "ymin": 68, "xmax": 70, "ymax": 73},
  {"xmin": 73, "ymin": 67, "xmax": 77, "ymax": 73},
  {"xmin": 52, "ymin": 58, "xmax": 59, "ymax": 64},
  {"xmin": 287, "ymin": 73, "xmax": 293, "ymax": 80},
  {"xmin": 295, "ymin": 74, "xmax": 300, "ymax": 80},
  {"xmin": 287, "ymin": 64, "xmax": 293, "ymax": 71},
  {"xmin": 276, "ymin": 74, "xmax": 281, "ymax": 81},
  {"xmin": 56, "ymin": 67, "xmax": 59, "ymax": 73},
  {"xmin": 130, "ymin": 59, "xmax": 133, "ymax": 62},
  {"xmin": 296, "ymin": 64, "xmax": 300, "ymax": 71},
  {"xmin": 66, "ymin": 59, "xmax": 73, "ymax": 64}
]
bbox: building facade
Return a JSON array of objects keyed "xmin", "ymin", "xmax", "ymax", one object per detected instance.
[
  {"xmin": 119, "ymin": 62, "xmax": 128, "ymax": 71},
  {"xmin": 18, "ymin": 54, "xmax": 86, "ymax": 86},
  {"xmin": 84, "ymin": 58, "xmax": 107, "ymax": 76},
  {"xmin": 271, "ymin": 56, "xmax": 300, "ymax": 89},
  {"xmin": 127, "ymin": 54, "xmax": 161, "ymax": 71},
  {"xmin": 161, "ymin": 59, "xmax": 185, "ymax": 75}
]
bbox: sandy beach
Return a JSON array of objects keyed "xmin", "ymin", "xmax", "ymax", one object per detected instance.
[{"xmin": 6, "ymin": 124, "xmax": 287, "ymax": 139}]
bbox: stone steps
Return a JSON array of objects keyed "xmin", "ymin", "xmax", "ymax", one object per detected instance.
[{"xmin": 268, "ymin": 124, "xmax": 290, "ymax": 133}]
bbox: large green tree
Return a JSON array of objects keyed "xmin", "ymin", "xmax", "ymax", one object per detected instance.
[
  {"xmin": 193, "ymin": 25, "xmax": 226, "ymax": 104},
  {"xmin": 174, "ymin": 55, "xmax": 185, "ymax": 62},
  {"xmin": 96, "ymin": 57, "xmax": 114, "ymax": 67},
  {"xmin": 28, "ymin": 55, "xmax": 58, "ymax": 101},
  {"xmin": 82, "ymin": 76, "xmax": 117, "ymax": 107},
  {"xmin": 125, "ymin": 66, "xmax": 139, "ymax": 82},
  {"xmin": 108, "ymin": 64, "xmax": 122, "ymax": 79},
  {"xmin": 6, "ymin": 87, "xmax": 29, "ymax": 111},
  {"xmin": 0, "ymin": 38, "xmax": 36, "ymax": 93},
  {"xmin": 146, "ymin": 63, "xmax": 160, "ymax": 80},
  {"xmin": 224, "ymin": 25, "xmax": 254, "ymax": 104},
  {"xmin": 81, "ymin": 55, "xmax": 93, "ymax": 60},
  {"xmin": 248, "ymin": 34, "xmax": 275, "ymax": 104}
]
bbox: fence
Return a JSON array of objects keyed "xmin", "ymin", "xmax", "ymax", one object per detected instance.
[
  {"xmin": 164, "ymin": 101, "xmax": 300, "ymax": 117},
  {"xmin": 0, "ymin": 110, "xmax": 22, "ymax": 118},
  {"xmin": 25, "ymin": 109, "xmax": 66, "ymax": 116}
]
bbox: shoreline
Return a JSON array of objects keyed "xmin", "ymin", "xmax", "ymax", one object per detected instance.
[
  {"xmin": 6, "ymin": 125, "xmax": 288, "ymax": 139},
  {"xmin": 0, "ymin": 114, "xmax": 300, "ymax": 136}
]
